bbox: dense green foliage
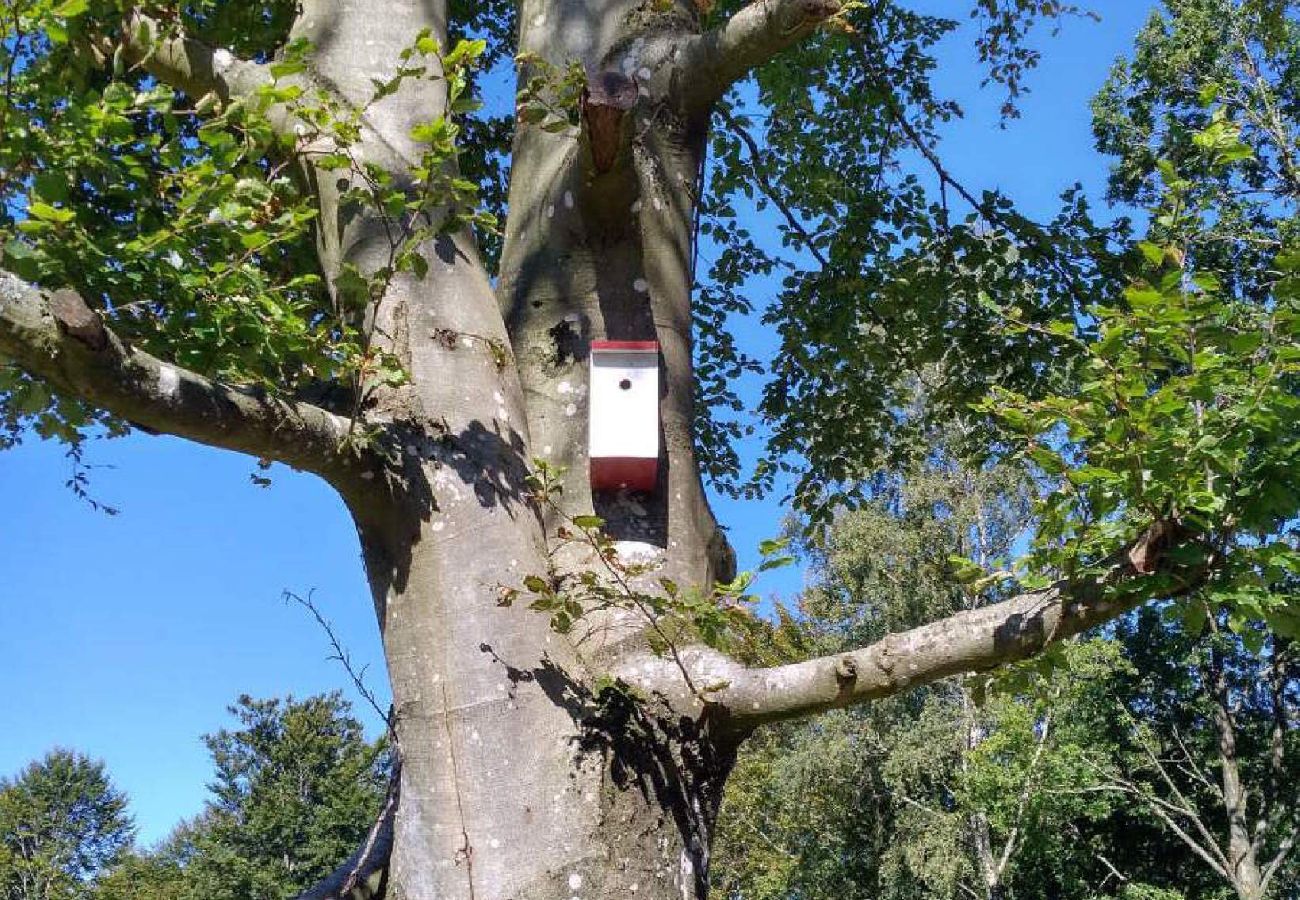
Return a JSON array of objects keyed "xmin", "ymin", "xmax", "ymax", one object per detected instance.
[
  {"xmin": 709, "ymin": 455, "xmax": 1122, "ymax": 900},
  {"xmin": 0, "ymin": 0, "xmax": 494, "ymax": 456},
  {"xmin": 712, "ymin": 455, "xmax": 1299, "ymax": 900},
  {"xmin": 711, "ymin": 4, "xmax": 1300, "ymax": 897},
  {"xmin": 980, "ymin": 0, "xmax": 1300, "ymax": 647},
  {"xmin": 695, "ymin": 2, "xmax": 1127, "ymax": 508},
  {"xmin": 0, "ymin": 750, "xmax": 133, "ymax": 900},
  {"xmin": 3, "ymin": 693, "xmax": 390, "ymax": 900},
  {"xmin": 1, "ymin": 1, "xmax": 323, "ymax": 446},
  {"xmin": 0, "ymin": 0, "xmax": 1123, "ymax": 500}
]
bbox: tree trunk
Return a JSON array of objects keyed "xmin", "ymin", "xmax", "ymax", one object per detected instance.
[
  {"xmin": 1206, "ymin": 645, "xmax": 1267, "ymax": 900},
  {"xmin": 351, "ymin": 502, "xmax": 739, "ymax": 900},
  {"xmin": 297, "ymin": 3, "xmax": 744, "ymax": 897},
  {"xmin": 0, "ymin": 2, "xmax": 1218, "ymax": 897}
]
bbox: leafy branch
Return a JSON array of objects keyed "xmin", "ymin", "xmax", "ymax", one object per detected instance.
[
  {"xmin": 500, "ymin": 459, "xmax": 785, "ymax": 701},
  {"xmin": 976, "ymin": 124, "xmax": 1300, "ymax": 642}
]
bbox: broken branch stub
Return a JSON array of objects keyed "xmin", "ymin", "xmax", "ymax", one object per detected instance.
[
  {"xmin": 48, "ymin": 288, "xmax": 108, "ymax": 351},
  {"xmin": 582, "ymin": 70, "xmax": 638, "ymax": 174}
]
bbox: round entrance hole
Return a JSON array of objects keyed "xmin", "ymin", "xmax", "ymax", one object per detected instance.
[{"xmin": 619, "ymin": 378, "xmax": 632, "ymax": 391}]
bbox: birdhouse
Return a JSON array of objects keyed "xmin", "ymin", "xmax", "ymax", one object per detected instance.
[{"xmin": 589, "ymin": 340, "xmax": 659, "ymax": 493}]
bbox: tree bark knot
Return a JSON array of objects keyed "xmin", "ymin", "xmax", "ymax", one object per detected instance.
[
  {"xmin": 872, "ymin": 638, "xmax": 899, "ymax": 681},
  {"xmin": 833, "ymin": 655, "xmax": 858, "ymax": 683},
  {"xmin": 47, "ymin": 288, "xmax": 108, "ymax": 351},
  {"xmin": 797, "ymin": 0, "xmax": 842, "ymax": 24}
]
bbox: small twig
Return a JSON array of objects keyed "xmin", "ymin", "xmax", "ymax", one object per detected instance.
[
  {"xmin": 715, "ymin": 106, "xmax": 828, "ymax": 270},
  {"xmin": 1095, "ymin": 852, "xmax": 1127, "ymax": 889},
  {"xmin": 283, "ymin": 589, "xmax": 397, "ymax": 745}
]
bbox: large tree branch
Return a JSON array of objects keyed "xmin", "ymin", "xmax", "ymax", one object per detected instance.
[
  {"xmin": 0, "ymin": 272, "xmax": 363, "ymax": 481},
  {"xmin": 621, "ymin": 523, "xmax": 1204, "ymax": 730},
  {"xmin": 676, "ymin": 0, "xmax": 844, "ymax": 113},
  {"xmin": 711, "ymin": 578, "xmax": 1142, "ymax": 726},
  {"xmin": 78, "ymin": 12, "xmax": 272, "ymax": 104},
  {"xmin": 129, "ymin": 12, "xmax": 271, "ymax": 102}
]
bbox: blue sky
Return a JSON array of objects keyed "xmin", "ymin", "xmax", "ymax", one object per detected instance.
[{"xmin": 0, "ymin": 2, "xmax": 1154, "ymax": 847}]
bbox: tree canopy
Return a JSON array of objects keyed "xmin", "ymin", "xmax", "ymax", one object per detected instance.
[
  {"xmin": 2, "ymin": 0, "xmax": 1299, "ymax": 898},
  {"xmin": 92, "ymin": 692, "xmax": 389, "ymax": 900},
  {"xmin": 0, "ymin": 749, "xmax": 133, "ymax": 900}
]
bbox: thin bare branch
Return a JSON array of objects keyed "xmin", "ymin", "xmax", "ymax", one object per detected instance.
[
  {"xmin": 284, "ymin": 589, "xmax": 398, "ymax": 745},
  {"xmin": 1098, "ymin": 774, "xmax": 1231, "ymax": 882},
  {"xmin": 1119, "ymin": 706, "xmax": 1231, "ymax": 867},
  {"xmin": 1169, "ymin": 726, "xmax": 1221, "ymax": 799},
  {"xmin": 995, "ymin": 706, "xmax": 1054, "ymax": 877},
  {"xmin": 1261, "ymin": 826, "xmax": 1298, "ymax": 893}
]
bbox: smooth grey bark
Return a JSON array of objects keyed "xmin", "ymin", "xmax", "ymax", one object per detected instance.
[
  {"xmin": 0, "ymin": 2, "xmax": 1214, "ymax": 898},
  {"xmin": 623, "ymin": 542, "xmax": 1198, "ymax": 732},
  {"xmin": 0, "ymin": 273, "xmax": 359, "ymax": 483}
]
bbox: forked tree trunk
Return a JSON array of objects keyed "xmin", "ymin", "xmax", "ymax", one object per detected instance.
[
  {"xmin": 300, "ymin": 3, "xmax": 748, "ymax": 896},
  {"xmin": 0, "ymin": 1, "xmax": 1213, "ymax": 897}
]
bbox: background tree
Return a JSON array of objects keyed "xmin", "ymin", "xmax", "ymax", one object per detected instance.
[
  {"xmin": 89, "ymin": 853, "xmax": 187, "ymax": 900},
  {"xmin": 711, "ymin": 470, "xmax": 1298, "ymax": 900},
  {"xmin": 176, "ymin": 693, "xmax": 391, "ymax": 900},
  {"xmin": 1093, "ymin": 610, "xmax": 1299, "ymax": 900},
  {"xmin": 1093, "ymin": 0, "xmax": 1299, "ymax": 263},
  {"xmin": 711, "ymin": 458, "xmax": 1128, "ymax": 900},
  {"xmin": 2, "ymin": 1, "xmax": 1297, "ymax": 898},
  {"xmin": 0, "ymin": 750, "xmax": 132, "ymax": 900},
  {"xmin": 713, "ymin": 3, "xmax": 1300, "ymax": 896},
  {"xmin": 93, "ymin": 692, "xmax": 390, "ymax": 900}
]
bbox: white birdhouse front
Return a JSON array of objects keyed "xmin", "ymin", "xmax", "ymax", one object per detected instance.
[{"xmin": 588, "ymin": 340, "xmax": 659, "ymax": 492}]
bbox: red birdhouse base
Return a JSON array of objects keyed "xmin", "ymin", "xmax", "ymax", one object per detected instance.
[{"xmin": 590, "ymin": 456, "xmax": 658, "ymax": 493}]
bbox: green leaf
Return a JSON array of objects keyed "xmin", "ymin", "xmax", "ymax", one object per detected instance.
[
  {"xmin": 52, "ymin": 0, "xmax": 89, "ymax": 17},
  {"xmin": 269, "ymin": 59, "xmax": 306, "ymax": 79},
  {"xmin": 1137, "ymin": 241, "xmax": 1164, "ymax": 266},
  {"xmin": 445, "ymin": 39, "xmax": 487, "ymax": 69},
  {"xmin": 948, "ymin": 555, "xmax": 986, "ymax": 585},
  {"xmin": 28, "ymin": 202, "xmax": 75, "ymax": 225},
  {"xmin": 758, "ymin": 555, "xmax": 795, "ymax": 572}
]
